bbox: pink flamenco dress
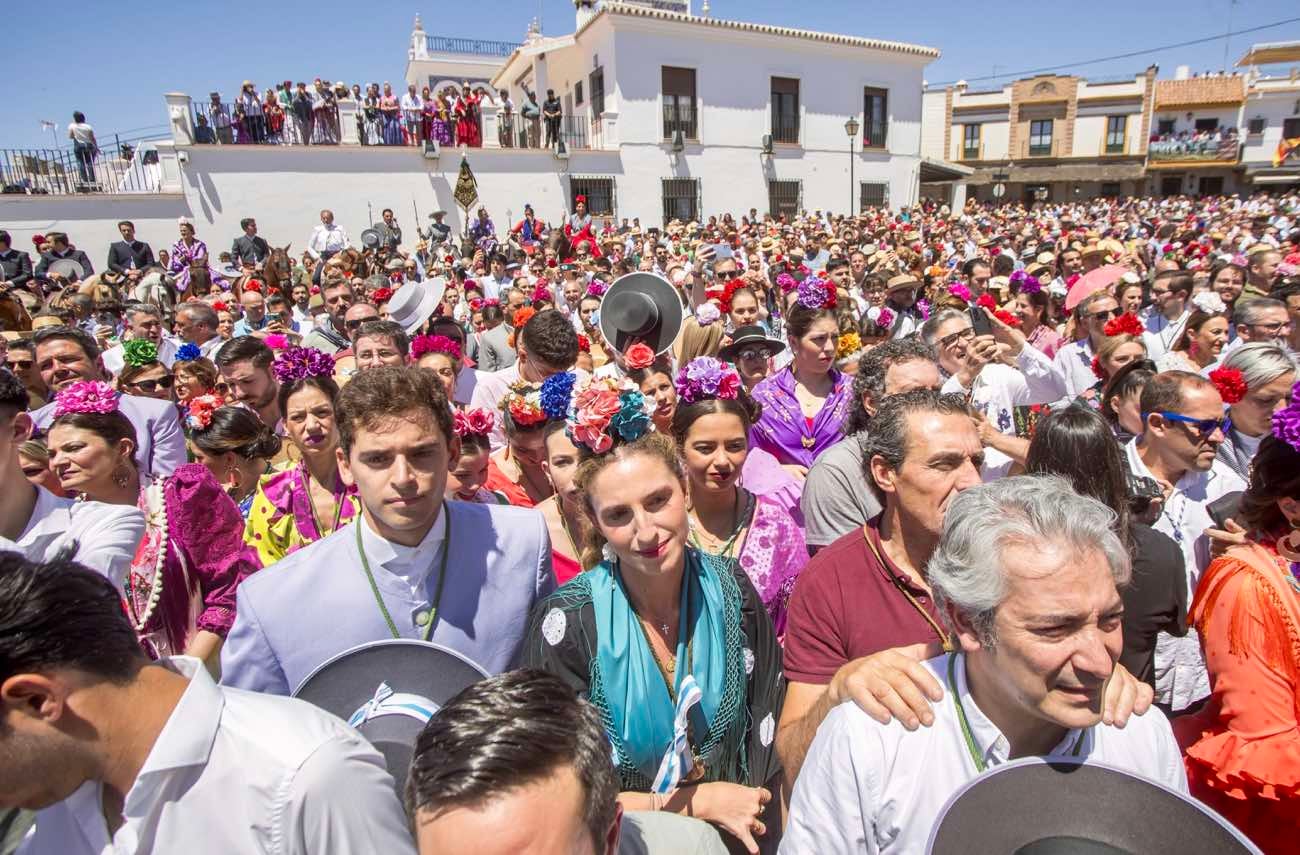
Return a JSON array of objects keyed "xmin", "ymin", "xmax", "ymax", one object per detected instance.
[
  {"xmin": 1173, "ymin": 539, "xmax": 1300, "ymax": 854},
  {"xmin": 243, "ymin": 462, "xmax": 360, "ymax": 568},
  {"xmin": 125, "ymin": 464, "xmax": 261, "ymax": 658}
]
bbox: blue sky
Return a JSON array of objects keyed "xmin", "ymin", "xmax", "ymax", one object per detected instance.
[{"xmin": 4, "ymin": 0, "xmax": 1298, "ymax": 150}]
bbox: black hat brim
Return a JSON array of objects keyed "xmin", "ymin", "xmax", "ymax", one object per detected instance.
[{"xmin": 598, "ymin": 272, "xmax": 684, "ymax": 356}]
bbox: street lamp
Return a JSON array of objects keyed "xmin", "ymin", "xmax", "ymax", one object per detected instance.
[{"xmin": 845, "ymin": 117, "xmax": 860, "ymax": 215}]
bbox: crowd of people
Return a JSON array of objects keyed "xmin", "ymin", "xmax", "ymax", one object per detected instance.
[
  {"xmin": 195, "ymin": 80, "xmax": 556, "ymax": 149},
  {"xmin": 0, "ymin": 188, "xmax": 1298, "ymax": 854}
]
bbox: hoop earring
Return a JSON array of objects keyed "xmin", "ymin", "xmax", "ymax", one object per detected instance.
[{"xmin": 1278, "ymin": 527, "xmax": 1300, "ymax": 563}]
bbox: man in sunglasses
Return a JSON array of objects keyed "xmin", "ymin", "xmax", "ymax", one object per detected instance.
[
  {"xmin": 1123, "ymin": 371, "xmax": 1245, "ymax": 714},
  {"xmin": 100, "ymin": 304, "xmax": 178, "ymax": 378},
  {"xmin": 1053, "ymin": 290, "xmax": 1122, "ymax": 400}
]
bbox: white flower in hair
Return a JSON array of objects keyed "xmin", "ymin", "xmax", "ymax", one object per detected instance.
[
  {"xmin": 1121, "ymin": 271, "xmax": 1141, "ymax": 285},
  {"xmin": 1048, "ymin": 280, "xmax": 1068, "ymax": 298},
  {"xmin": 1191, "ymin": 291, "xmax": 1227, "ymax": 315}
]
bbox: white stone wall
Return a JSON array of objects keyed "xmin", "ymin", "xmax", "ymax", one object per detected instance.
[{"xmin": 1240, "ymin": 83, "xmax": 1300, "ymax": 165}]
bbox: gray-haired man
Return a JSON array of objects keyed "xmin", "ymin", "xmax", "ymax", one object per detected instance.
[{"xmin": 783, "ymin": 476, "xmax": 1187, "ymax": 854}]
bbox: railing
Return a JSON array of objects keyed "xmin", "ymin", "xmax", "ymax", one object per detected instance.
[
  {"xmin": 193, "ymin": 100, "xmax": 345, "ymax": 145},
  {"xmin": 1148, "ymin": 135, "xmax": 1241, "ymax": 164},
  {"xmin": 425, "ymin": 36, "xmax": 520, "ymax": 57},
  {"xmin": 0, "ymin": 143, "xmax": 165, "ymax": 195},
  {"xmin": 1018, "ymin": 137, "xmax": 1062, "ymax": 158},
  {"xmin": 662, "ymin": 105, "xmax": 697, "ymax": 143},
  {"xmin": 770, "ymin": 117, "xmax": 800, "ymax": 145}
]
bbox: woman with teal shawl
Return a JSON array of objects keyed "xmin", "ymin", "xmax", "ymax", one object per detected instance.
[{"xmin": 522, "ymin": 383, "xmax": 783, "ymax": 855}]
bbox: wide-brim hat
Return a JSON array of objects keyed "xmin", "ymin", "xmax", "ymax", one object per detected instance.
[
  {"xmin": 719, "ymin": 325, "xmax": 785, "ymax": 363},
  {"xmin": 293, "ymin": 640, "xmax": 488, "ymax": 798},
  {"xmin": 759, "ymin": 237, "xmax": 777, "ymax": 253},
  {"xmin": 360, "ymin": 228, "xmax": 383, "ymax": 250},
  {"xmin": 599, "ymin": 272, "xmax": 684, "ymax": 356},
  {"xmin": 429, "ymin": 210, "xmax": 447, "ymax": 218},
  {"xmin": 48, "ymin": 258, "xmax": 86, "ymax": 281},
  {"xmin": 927, "ymin": 757, "xmax": 1260, "ymax": 854},
  {"xmin": 887, "ymin": 272, "xmax": 921, "ymax": 292},
  {"xmin": 386, "ymin": 277, "xmax": 447, "ymax": 334}
]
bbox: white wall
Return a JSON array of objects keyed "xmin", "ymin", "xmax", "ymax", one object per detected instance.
[
  {"xmin": 920, "ymin": 90, "xmax": 946, "ymax": 160},
  {"xmin": 1150, "ymin": 105, "xmax": 1242, "ymax": 135},
  {"xmin": 1240, "ymin": 83, "xmax": 1300, "ymax": 164}
]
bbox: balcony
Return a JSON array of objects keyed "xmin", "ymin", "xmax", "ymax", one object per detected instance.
[
  {"xmin": 1018, "ymin": 137, "xmax": 1063, "ymax": 158},
  {"xmin": 1147, "ymin": 132, "xmax": 1241, "ymax": 166},
  {"xmin": 424, "ymin": 36, "xmax": 520, "ymax": 57}
]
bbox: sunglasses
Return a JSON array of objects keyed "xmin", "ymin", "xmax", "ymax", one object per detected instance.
[
  {"xmin": 131, "ymin": 376, "xmax": 174, "ymax": 393},
  {"xmin": 346, "ymin": 317, "xmax": 378, "ymax": 331},
  {"xmin": 1087, "ymin": 307, "xmax": 1121, "ymax": 322},
  {"xmin": 737, "ymin": 347, "xmax": 770, "ymax": 362},
  {"xmin": 1156, "ymin": 411, "xmax": 1227, "ymax": 440},
  {"xmin": 7, "ymin": 359, "xmax": 32, "ymax": 371}
]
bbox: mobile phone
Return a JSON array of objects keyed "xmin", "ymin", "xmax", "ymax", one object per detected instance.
[
  {"xmin": 968, "ymin": 305, "xmax": 992, "ymax": 336},
  {"xmin": 711, "ymin": 243, "xmax": 732, "ymax": 259}
]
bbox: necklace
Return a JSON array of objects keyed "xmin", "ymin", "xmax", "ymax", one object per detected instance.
[
  {"xmin": 355, "ymin": 508, "xmax": 453, "ymax": 641},
  {"xmin": 1161, "ymin": 490, "xmax": 1188, "ymax": 544},
  {"xmin": 302, "ymin": 462, "xmax": 348, "ymax": 538},
  {"xmin": 688, "ymin": 489, "xmax": 749, "ymax": 560}
]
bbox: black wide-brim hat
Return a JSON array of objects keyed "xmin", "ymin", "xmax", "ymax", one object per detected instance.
[
  {"xmin": 718, "ymin": 325, "xmax": 785, "ymax": 363},
  {"xmin": 598, "ymin": 272, "xmax": 685, "ymax": 356},
  {"xmin": 293, "ymin": 640, "xmax": 489, "ymax": 796},
  {"xmin": 360, "ymin": 228, "xmax": 383, "ymax": 250},
  {"xmin": 927, "ymin": 757, "xmax": 1260, "ymax": 854}
]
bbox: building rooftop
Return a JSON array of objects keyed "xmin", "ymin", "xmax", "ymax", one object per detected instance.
[
  {"xmin": 1237, "ymin": 40, "xmax": 1300, "ymax": 67},
  {"xmin": 1153, "ymin": 76, "xmax": 1246, "ymax": 108}
]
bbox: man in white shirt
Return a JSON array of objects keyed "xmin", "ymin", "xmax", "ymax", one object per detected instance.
[
  {"xmin": 172, "ymin": 301, "xmax": 225, "ymax": 360},
  {"xmin": 100, "ymin": 304, "xmax": 178, "ymax": 376},
  {"xmin": 1123, "ymin": 371, "xmax": 1245, "ymax": 712},
  {"xmin": 1143, "ymin": 269, "xmax": 1193, "ymax": 359},
  {"xmin": 2, "ymin": 553, "xmax": 415, "ymax": 855},
  {"xmin": 1053, "ymin": 290, "xmax": 1122, "ymax": 400},
  {"xmin": 307, "ymin": 209, "xmax": 350, "ymax": 285},
  {"xmin": 0, "ymin": 372, "xmax": 142, "ymax": 583},
  {"xmin": 783, "ymin": 476, "xmax": 1186, "ymax": 854}
]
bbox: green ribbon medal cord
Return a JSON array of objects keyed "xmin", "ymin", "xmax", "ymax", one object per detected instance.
[{"xmin": 355, "ymin": 509, "xmax": 452, "ymax": 643}]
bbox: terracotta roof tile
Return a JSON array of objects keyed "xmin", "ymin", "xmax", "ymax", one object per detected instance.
[{"xmin": 1154, "ymin": 77, "xmax": 1245, "ymax": 108}]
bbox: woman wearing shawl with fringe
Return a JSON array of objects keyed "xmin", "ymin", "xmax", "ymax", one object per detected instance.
[{"xmin": 522, "ymin": 374, "xmax": 784, "ymax": 855}]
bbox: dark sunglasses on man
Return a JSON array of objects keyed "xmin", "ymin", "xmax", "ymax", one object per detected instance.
[
  {"xmin": 130, "ymin": 376, "xmax": 175, "ymax": 394},
  {"xmin": 345, "ymin": 317, "xmax": 377, "ymax": 332},
  {"xmin": 1087, "ymin": 307, "xmax": 1121, "ymax": 322}
]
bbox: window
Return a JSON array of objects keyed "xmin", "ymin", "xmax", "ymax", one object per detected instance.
[
  {"xmin": 589, "ymin": 68, "xmax": 605, "ymax": 116},
  {"xmin": 860, "ymin": 181, "xmax": 889, "ymax": 211},
  {"xmin": 1247, "ymin": 117, "xmax": 1265, "ymax": 135},
  {"xmin": 575, "ymin": 81, "xmax": 584, "ymax": 106},
  {"xmin": 1283, "ymin": 117, "xmax": 1300, "ymax": 138},
  {"xmin": 962, "ymin": 124, "xmax": 980, "ymax": 159},
  {"xmin": 1199, "ymin": 176, "xmax": 1224, "ymax": 196},
  {"xmin": 569, "ymin": 177, "xmax": 615, "ymax": 217},
  {"xmin": 768, "ymin": 180, "xmax": 801, "ymax": 219},
  {"xmin": 662, "ymin": 66, "xmax": 697, "ymax": 140},
  {"xmin": 863, "ymin": 87, "xmax": 888, "ymax": 148},
  {"xmin": 662, "ymin": 178, "xmax": 700, "ymax": 224},
  {"xmin": 1156, "ymin": 118, "xmax": 1176, "ymax": 136},
  {"xmin": 1100, "ymin": 182, "xmax": 1122, "ymax": 198},
  {"xmin": 1028, "ymin": 119, "xmax": 1053, "ymax": 156},
  {"xmin": 1105, "ymin": 116, "xmax": 1126, "ymax": 154},
  {"xmin": 1194, "ymin": 118, "xmax": 1219, "ymax": 133},
  {"xmin": 770, "ymin": 77, "xmax": 800, "ymax": 144}
]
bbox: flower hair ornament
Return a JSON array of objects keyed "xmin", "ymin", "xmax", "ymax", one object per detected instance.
[
  {"xmin": 718, "ymin": 279, "xmax": 748, "ymax": 314},
  {"xmin": 576, "ymin": 333, "xmax": 592, "ymax": 353},
  {"xmin": 271, "ymin": 346, "xmax": 335, "ymax": 384},
  {"xmin": 410, "ymin": 334, "xmax": 462, "ymax": 361},
  {"xmin": 947, "ymin": 282, "xmax": 972, "ymax": 303},
  {"xmin": 866, "ymin": 305, "xmax": 895, "ymax": 330},
  {"xmin": 837, "ymin": 331, "xmax": 863, "ymax": 361},
  {"xmin": 122, "ymin": 339, "xmax": 159, "ymax": 368},
  {"xmin": 540, "ymin": 371, "xmax": 577, "ymax": 420},
  {"xmin": 184, "ymin": 393, "xmax": 223, "ymax": 431},
  {"xmin": 508, "ymin": 307, "xmax": 538, "ymax": 350},
  {"xmin": 453, "ymin": 407, "xmax": 495, "ymax": 438},
  {"xmin": 53, "ymin": 381, "xmax": 119, "ymax": 418},
  {"xmin": 567, "ymin": 375, "xmax": 654, "ymax": 454},
  {"xmin": 1103, "ymin": 313, "xmax": 1144, "ymax": 338},
  {"xmin": 975, "ymin": 293, "xmax": 997, "ymax": 311},
  {"xmin": 264, "ymin": 333, "xmax": 290, "ymax": 351},
  {"xmin": 623, "ymin": 342, "xmax": 657, "ymax": 371},
  {"xmin": 694, "ymin": 302, "xmax": 721, "ymax": 326},
  {"xmin": 1191, "ymin": 291, "xmax": 1227, "ymax": 315},
  {"xmin": 795, "ymin": 276, "xmax": 837, "ymax": 311},
  {"xmin": 174, "ymin": 342, "xmax": 202, "ymax": 363},
  {"xmin": 774, "ymin": 271, "xmax": 798, "ymax": 293},
  {"xmin": 674, "ymin": 357, "xmax": 741, "ymax": 405},
  {"xmin": 370, "ymin": 287, "xmax": 394, "ymax": 305},
  {"xmin": 1271, "ymin": 382, "xmax": 1300, "ymax": 453},
  {"xmin": 585, "ymin": 279, "xmax": 609, "ymax": 299},
  {"xmin": 1209, "ymin": 367, "xmax": 1248, "ymax": 405},
  {"xmin": 500, "ymin": 380, "xmax": 547, "ymax": 428}
]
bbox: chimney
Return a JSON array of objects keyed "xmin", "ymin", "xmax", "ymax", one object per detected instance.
[
  {"xmin": 1175, "ymin": 65, "xmax": 1190, "ymax": 81},
  {"xmin": 410, "ymin": 14, "xmax": 428, "ymax": 60}
]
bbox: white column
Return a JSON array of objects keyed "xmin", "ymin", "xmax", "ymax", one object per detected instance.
[
  {"xmin": 164, "ymin": 92, "xmax": 194, "ymax": 145},
  {"xmin": 154, "ymin": 140, "xmax": 183, "ymax": 193},
  {"xmin": 481, "ymin": 103, "xmax": 501, "ymax": 149},
  {"xmin": 599, "ymin": 110, "xmax": 619, "ymax": 149},
  {"xmin": 338, "ymin": 100, "xmax": 360, "ymax": 145}
]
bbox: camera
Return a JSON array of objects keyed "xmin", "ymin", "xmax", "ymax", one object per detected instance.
[{"xmin": 1126, "ymin": 473, "xmax": 1164, "ymax": 516}]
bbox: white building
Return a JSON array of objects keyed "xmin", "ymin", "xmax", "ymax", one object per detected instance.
[
  {"xmin": 0, "ymin": 1, "xmax": 956, "ymax": 263},
  {"xmin": 1237, "ymin": 41, "xmax": 1300, "ymax": 191}
]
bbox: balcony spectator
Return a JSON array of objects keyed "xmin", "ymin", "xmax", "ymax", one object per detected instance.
[
  {"xmin": 379, "ymin": 82, "xmax": 402, "ymax": 146},
  {"xmin": 310, "ymin": 79, "xmax": 337, "ymax": 144},
  {"xmin": 498, "ymin": 88, "xmax": 515, "ymax": 148},
  {"xmin": 401, "ymin": 83, "xmax": 424, "ymax": 145},
  {"xmin": 207, "ymin": 92, "xmax": 233, "ymax": 144},
  {"xmin": 455, "ymin": 82, "xmax": 483, "ymax": 147},
  {"xmin": 263, "ymin": 87, "xmax": 284, "ymax": 144},
  {"xmin": 520, "ymin": 87, "xmax": 541, "ymax": 147},
  {"xmin": 287, "ymin": 82, "xmax": 311, "ymax": 145},
  {"xmin": 543, "ymin": 88, "xmax": 562, "ymax": 148},
  {"xmin": 428, "ymin": 89, "xmax": 454, "ymax": 147},
  {"xmin": 359, "ymin": 83, "xmax": 380, "ymax": 145},
  {"xmin": 418, "ymin": 85, "xmax": 435, "ymax": 144},
  {"xmin": 238, "ymin": 81, "xmax": 266, "ymax": 144},
  {"xmin": 67, "ymin": 111, "xmax": 98, "ymax": 186},
  {"xmin": 193, "ymin": 114, "xmax": 216, "ymax": 144}
]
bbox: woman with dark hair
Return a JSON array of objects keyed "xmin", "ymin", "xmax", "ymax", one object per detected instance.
[
  {"xmin": 188, "ymin": 402, "xmax": 282, "ymax": 518},
  {"xmin": 485, "ymin": 381, "xmax": 554, "ymax": 508},
  {"xmin": 1174, "ymin": 396, "xmax": 1300, "ymax": 854},
  {"xmin": 115, "ymin": 340, "xmax": 173, "ymax": 402},
  {"xmin": 1025, "ymin": 404, "xmax": 1186, "ymax": 689},
  {"xmin": 446, "ymin": 407, "xmax": 506, "ymax": 504},
  {"xmin": 46, "ymin": 381, "xmax": 257, "ymax": 669},
  {"xmin": 172, "ymin": 351, "xmax": 224, "ymax": 404},
  {"xmin": 750, "ymin": 276, "xmax": 849, "ymax": 472},
  {"xmin": 1100, "ymin": 358, "xmax": 1157, "ymax": 442},
  {"xmin": 672, "ymin": 357, "xmax": 807, "ymax": 634},
  {"xmin": 628, "ymin": 355, "xmax": 678, "ymax": 435},
  {"xmin": 523, "ymin": 375, "xmax": 783, "ymax": 853},
  {"xmin": 534, "ymin": 372, "xmax": 588, "ymax": 584},
  {"xmin": 411, "ymin": 334, "xmax": 463, "ymax": 402},
  {"xmin": 243, "ymin": 347, "xmax": 358, "ymax": 566},
  {"xmin": 1156, "ymin": 293, "xmax": 1230, "ymax": 373}
]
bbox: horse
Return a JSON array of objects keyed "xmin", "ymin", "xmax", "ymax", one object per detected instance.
[
  {"xmin": 0, "ymin": 287, "xmax": 32, "ymax": 333},
  {"xmin": 262, "ymin": 244, "xmax": 295, "ymax": 295}
]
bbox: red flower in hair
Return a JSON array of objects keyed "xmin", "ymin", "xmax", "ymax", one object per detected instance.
[
  {"xmin": 371, "ymin": 287, "xmax": 394, "ymax": 305},
  {"xmin": 243, "ymin": 280, "xmax": 263, "ymax": 293},
  {"xmin": 1103, "ymin": 313, "xmax": 1144, "ymax": 338},
  {"xmin": 718, "ymin": 279, "xmax": 748, "ymax": 314},
  {"xmin": 993, "ymin": 309, "xmax": 1020, "ymax": 328},
  {"xmin": 211, "ymin": 301, "xmax": 228, "ymax": 312},
  {"xmin": 1208, "ymin": 367, "xmax": 1247, "ymax": 405},
  {"xmin": 577, "ymin": 333, "xmax": 591, "ymax": 353},
  {"xmin": 975, "ymin": 293, "xmax": 997, "ymax": 310},
  {"xmin": 1091, "ymin": 354, "xmax": 1105, "ymax": 379},
  {"xmin": 624, "ymin": 342, "xmax": 656, "ymax": 371}
]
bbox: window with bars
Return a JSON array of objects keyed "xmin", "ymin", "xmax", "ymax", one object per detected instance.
[
  {"xmin": 771, "ymin": 77, "xmax": 800, "ymax": 144},
  {"xmin": 962, "ymin": 124, "xmax": 980, "ymax": 160},
  {"xmin": 1106, "ymin": 116, "xmax": 1126, "ymax": 154},
  {"xmin": 589, "ymin": 68, "xmax": 605, "ymax": 116},
  {"xmin": 1283, "ymin": 117, "xmax": 1300, "ymax": 138},
  {"xmin": 575, "ymin": 81, "xmax": 584, "ymax": 106},
  {"xmin": 860, "ymin": 181, "xmax": 889, "ymax": 211},
  {"xmin": 662, "ymin": 178, "xmax": 701, "ymax": 224},
  {"xmin": 1028, "ymin": 119, "xmax": 1053, "ymax": 156},
  {"xmin": 768, "ymin": 180, "xmax": 801, "ymax": 219},
  {"xmin": 662, "ymin": 66, "xmax": 697, "ymax": 140},
  {"xmin": 569, "ymin": 177, "xmax": 616, "ymax": 217},
  {"xmin": 863, "ymin": 87, "xmax": 888, "ymax": 148}
]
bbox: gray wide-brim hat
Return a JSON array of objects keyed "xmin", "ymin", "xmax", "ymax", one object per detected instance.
[
  {"xmin": 386, "ymin": 277, "xmax": 447, "ymax": 334},
  {"xmin": 927, "ymin": 757, "xmax": 1261, "ymax": 854},
  {"xmin": 293, "ymin": 639, "xmax": 489, "ymax": 797}
]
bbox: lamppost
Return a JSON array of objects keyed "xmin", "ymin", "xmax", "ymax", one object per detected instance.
[{"xmin": 844, "ymin": 117, "xmax": 860, "ymax": 215}]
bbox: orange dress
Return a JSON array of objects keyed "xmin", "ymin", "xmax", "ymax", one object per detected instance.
[
  {"xmin": 1173, "ymin": 540, "xmax": 1300, "ymax": 854},
  {"xmin": 484, "ymin": 452, "xmax": 538, "ymax": 509}
]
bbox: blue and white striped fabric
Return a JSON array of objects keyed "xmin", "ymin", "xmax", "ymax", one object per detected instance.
[
  {"xmin": 651, "ymin": 674, "xmax": 704, "ymax": 794},
  {"xmin": 347, "ymin": 682, "xmax": 441, "ymax": 727}
]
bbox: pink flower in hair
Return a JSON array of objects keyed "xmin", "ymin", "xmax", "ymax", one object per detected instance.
[{"xmin": 53, "ymin": 381, "xmax": 118, "ymax": 418}]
